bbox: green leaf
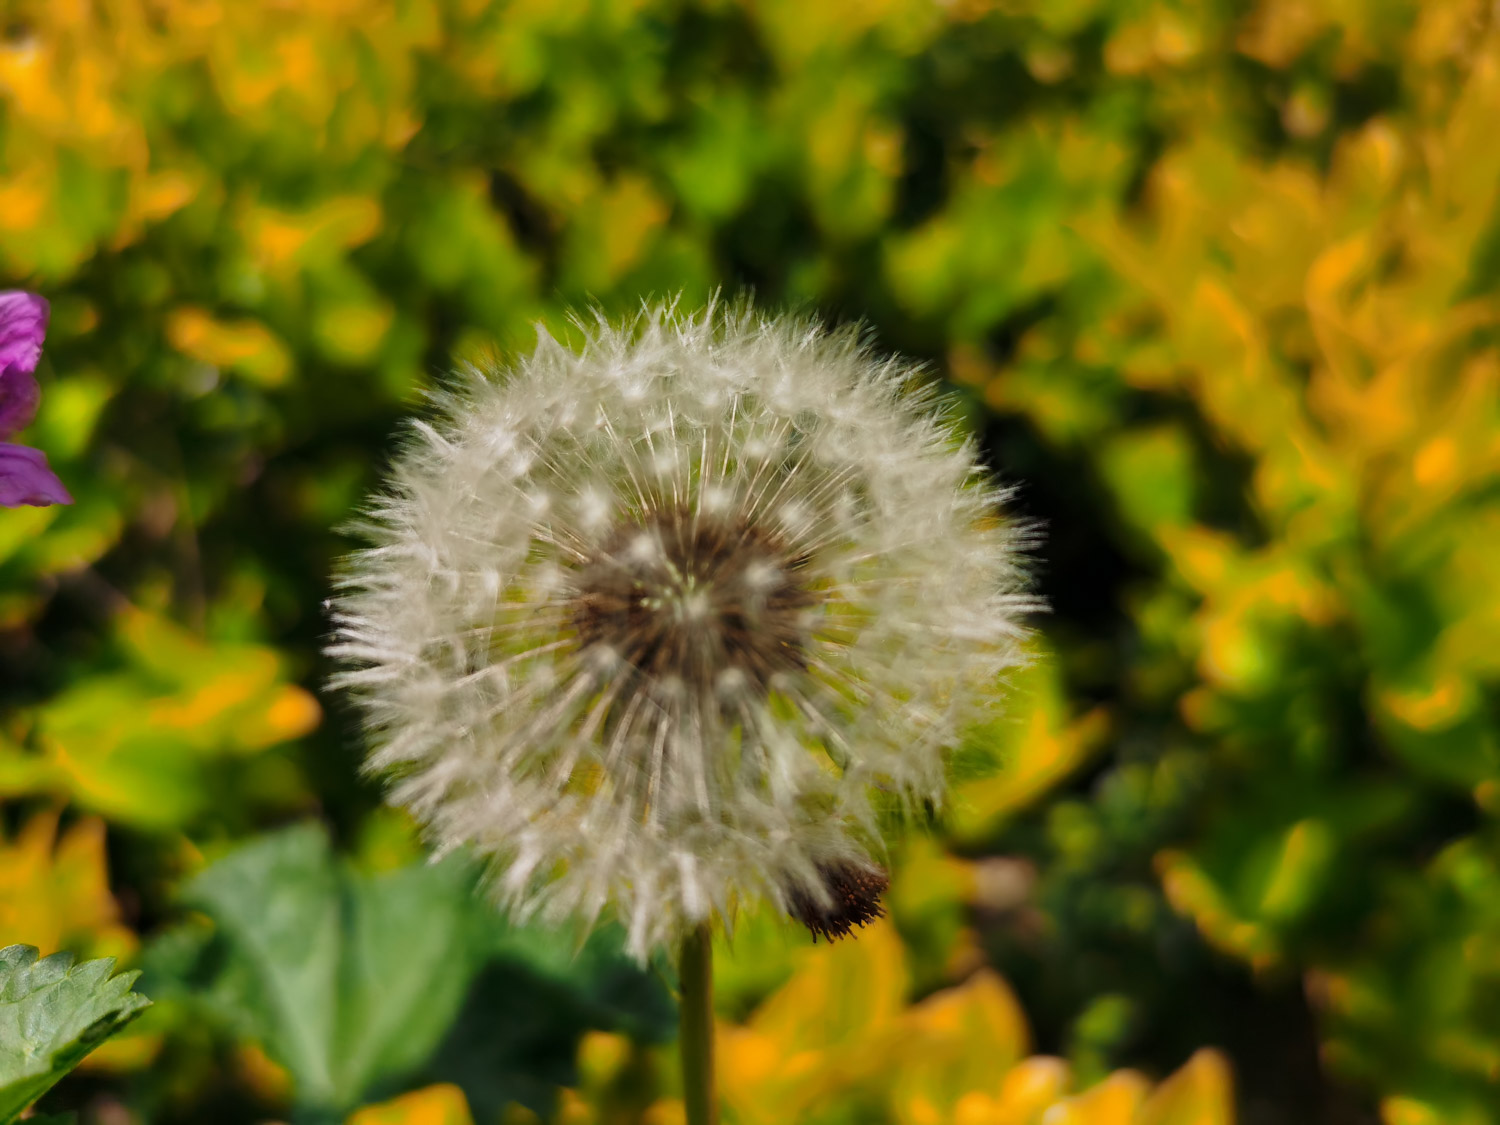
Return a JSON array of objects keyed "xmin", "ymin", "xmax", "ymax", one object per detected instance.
[
  {"xmin": 0, "ymin": 945, "xmax": 150, "ymax": 1124},
  {"xmin": 172, "ymin": 823, "xmax": 485, "ymax": 1115},
  {"xmin": 157, "ymin": 823, "xmax": 671, "ymax": 1118}
]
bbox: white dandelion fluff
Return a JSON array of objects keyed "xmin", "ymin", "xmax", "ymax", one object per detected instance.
[{"xmin": 329, "ymin": 300, "xmax": 1035, "ymax": 959}]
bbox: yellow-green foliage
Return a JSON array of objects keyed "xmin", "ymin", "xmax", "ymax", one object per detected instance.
[
  {"xmin": 483, "ymin": 914, "xmax": 1232, "ymax": 1125},
  {"xmin": 2, "ymin": 0, "xmax": 1499, "ymax": 1122},
  {"xmin": 964, "ymin": 6, "xmax": 1500, "ymax": 1121},
  {"xmin": 0, "ymin": 812, "xmax": 134, "ymax": 963}
]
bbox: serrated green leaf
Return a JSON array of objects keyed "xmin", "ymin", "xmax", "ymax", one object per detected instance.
[{"xmin": 0, "ymin": 945, "xmax": 149, "ymax": 1123}]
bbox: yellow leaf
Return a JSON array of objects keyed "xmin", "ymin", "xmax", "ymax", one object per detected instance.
[
  {"xmin": 1156, "ymin": 850, "xmax": 1278, "ymax": 968},
  {"xmin": 748, "ymin": 913, "xmax": 908, "ymax": 1051},
  {"xmin": 235, "ymin": 1043, "xmax": 293, "ymax": 1104},
  {"xmin": 888, "ymin": 969, "xmax": 1032, "ymax": 1122},
  {"xmin": 551, "ymin": 1088, "xmax": 594, "ymax": 1125},
  {"xmin": 119, "ymin": 607, "xmax": 321, "ymax": 747},
  {"xmin": 1381, "ymin": 1097, "xmax": 1445, "ymax": 1125},
  {"xmin": 243, "ymin": 685, "xmax": 324, "ymax": 746},
  {"xmin": 721, "ymin": 916, "xmax": 908, "ymax": 1123},
  {"xmin": 0, "ymin": 811, "xmax": 135, "ymax": 961},
  {"xmin": 1258, "ymin": 820, "xmax": 1336, "ymax": 922},
  {"xmin": 716, "ymin": 1025, "xmax": 783, "ymax": 1115},
  {"xmin": 347, "ymin": 1084, "xmax": 474, "ymax": 1125},
  {"xmin": 1304, "ymin": 234, "xmax": 1375, "ymax": 392},
  {"xmin": 889, "ymin": 837, "xmax": 975, "ymax": 917},
  {"xmin": 575, "ymin": 1030, "xmax": 631, "ymax": 1090},
  {"xmin": 640, "ymin": 1100, "xmax": 685, "ymax": 1125},
  {"xmin": 1376, "ymin": 674, "xmax": 1473, "ymax": 733},
  {"xmin": 37, "ymin": 608, "xmax": 322, "ymax": 828},
  {"xmin": 1137, "ymin": 1050, "xmax": 1234, "ymax": 1125},
  {"xmin": 1046, "ymin": 1070, "xmax": 1151, "ymax": 1125},
  {"xmin": 0, "ymin": 163, "xmax": 53, "ymax": 232},
  {"xmin": 166, "ymin": 307, "xmax": 292, "ymax": 386},
  {"xmin": 994, "ymin": 1056, "xmax": 1072, "ymax": 1121},
  {"xmin": 243, "ymin": 195, "xmax": 384, "ymax": 274},
  {"xmin": 113, "ymin": 171, "xmax": 202, "ymax": 249},
  {"xmin": 313, "ymin": 298, "xmax": 395, "ymax": 363},
  {"xmin": 594, "ymin": 174, "xmax": 668, "ymax": 283},
  {"xmin": 1159, "ymin": 527, "xmax": 1237, "ymax": 595},
  {"xmin": 77, "ymin": 1031, "xmax": 164, "ymax": 1074},
  {"xmin": 905, "ymin": 969, "xmax": 1030, "ymax": 1063}
]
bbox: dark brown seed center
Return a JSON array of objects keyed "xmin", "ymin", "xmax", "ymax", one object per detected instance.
[
  {"xmin": 569, "ymin": 506, "xmax": 815, "ymax": 695},
  {"xmin": 785, "ymin": 861, "xmax": 890, "ymax": 942}
]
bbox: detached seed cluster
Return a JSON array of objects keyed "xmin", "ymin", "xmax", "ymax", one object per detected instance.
[{"xmin": 786, "ymin": 862, "xmax": 891, "ymax": 942}]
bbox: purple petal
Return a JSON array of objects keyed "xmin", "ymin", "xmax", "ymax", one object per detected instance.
[
  {"xmin": 0, "ymin": 367, "xmax": 40, "ymax": 439},
  {"xmin": 0, "ymin": 292, "xmax": 48, "ymax": 439},
  {"xmin": 0, "ymin": 291, "xmax": 49, "ymax": 378},
  {"xmin": 0, "ymin": 442, "xmax": 73, "ymax": 507}
]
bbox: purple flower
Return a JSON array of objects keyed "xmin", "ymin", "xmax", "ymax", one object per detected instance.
[{"xmin": 0, "ymin": 291, "xmax": 72, "ymax": 508}]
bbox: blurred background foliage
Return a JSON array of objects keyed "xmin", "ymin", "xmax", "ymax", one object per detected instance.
[{"xmin": 1, "ymin": 0, "xmax": 1498, "ymax": 1121}]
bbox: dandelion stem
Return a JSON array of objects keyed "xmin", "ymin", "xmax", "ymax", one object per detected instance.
[{"xmin": 679, "ymin": 922, "xmax": 718, "ymax": 1125}]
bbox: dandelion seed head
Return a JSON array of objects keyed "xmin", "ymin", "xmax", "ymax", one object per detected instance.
[{"xmin": 329, "ymin": 300, "xmax": 1037, "ymax": 958}]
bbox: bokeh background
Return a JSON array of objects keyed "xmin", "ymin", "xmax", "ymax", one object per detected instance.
[{"xmin": 3, "ymin": 0, "xmax": 1499, "ymax": 1122}]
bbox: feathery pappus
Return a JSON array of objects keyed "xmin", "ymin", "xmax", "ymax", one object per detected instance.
[{"xmin": 328, "ymin": 300, "xmax": 1035, "ymax": 959}]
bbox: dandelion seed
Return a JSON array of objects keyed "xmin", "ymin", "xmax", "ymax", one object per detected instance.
[{"xmin": 329, "ymin": 300, "xmax": 1036, "ymax": 959}]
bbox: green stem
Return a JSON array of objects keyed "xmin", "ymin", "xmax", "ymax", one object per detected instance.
[{"xmin": 679, "ymin": 922, "xmax": 718, "ymax": 1125}]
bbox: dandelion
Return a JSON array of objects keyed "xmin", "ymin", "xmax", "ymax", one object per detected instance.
[
  {"xmin": 0, "ymin": 291, "xmax": 72, "ymax": 509},
  {"xmin": 330, "ymin": 301, "xmax": 1034, "ymax": 963},
  {"xmin": 332, "ymin": 300, "xmax": 1034, "ymax": 1121}
]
